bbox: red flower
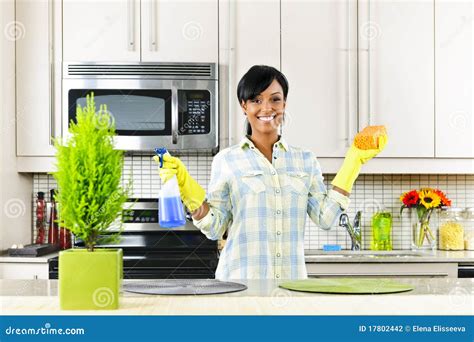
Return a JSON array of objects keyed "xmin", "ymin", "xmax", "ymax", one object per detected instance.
[
  {"xmin": 400, "ymin": 190, "xmax": 419, "ymax": 207},
  {"xmin": 434, "ymin": 189, "xmax": 451, "ymax": 207}
]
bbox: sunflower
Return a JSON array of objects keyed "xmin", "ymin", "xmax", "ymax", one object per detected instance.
[{"xmin": 418, "ymin": 189, "xmax": 441, "ymax": 209}]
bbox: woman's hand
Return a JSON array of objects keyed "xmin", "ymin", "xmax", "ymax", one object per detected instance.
[
  {"xmin": 153, "ymin": 153, "xmax": 206, "ymax": 212},
  {"xmin": 153, "ymin": 153, "xmax": 187, "ymax": 185},
  {"xmin": 351, "ymin": 134, "xmax": 388, "ymax": 164},
  {"xmin": 331, "ymin": 127, "xmax": 388, "ymax": 194}
]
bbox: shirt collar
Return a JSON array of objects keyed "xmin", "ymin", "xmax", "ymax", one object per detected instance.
[{"xmin": 239, "ymin": 135, "xmax": 289, "ymax": 152}]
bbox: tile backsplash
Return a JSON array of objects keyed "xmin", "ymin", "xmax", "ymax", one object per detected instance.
[{"xmin": 33, "ymin": 154, "xmax": 474, "ymax": 250}]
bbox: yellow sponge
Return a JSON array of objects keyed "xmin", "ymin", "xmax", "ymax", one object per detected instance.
[{"xmin": 354, "ymin": 125, "xmax": 387, "ymax": 150}]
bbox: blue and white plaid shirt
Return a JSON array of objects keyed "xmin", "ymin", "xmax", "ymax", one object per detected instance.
[{"xmin": 193, "ymin": 136, "xmax": 349, "ymax": 280}]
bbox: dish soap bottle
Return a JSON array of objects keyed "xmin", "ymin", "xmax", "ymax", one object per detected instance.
[
  {"xmin": 371, "ymin": 211, "xmax": 393, "ymax": 251},
  {"xmin": 155, "ymin": 148, "xmax": 186, "ymax": 228}
]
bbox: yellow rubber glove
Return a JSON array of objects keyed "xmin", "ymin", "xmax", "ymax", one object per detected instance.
[
  {"xmin": 153, "ymin": 153, "xmax": 206, "ymax": 212},
  {"xmin": 331, "ymin": 133, "xmax": 388, "ymax": 193}
]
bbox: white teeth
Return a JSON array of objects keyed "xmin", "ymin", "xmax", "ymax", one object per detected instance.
[{"xmin": 257, "ymin": 114, "xmax": 276, "ymax": 121}]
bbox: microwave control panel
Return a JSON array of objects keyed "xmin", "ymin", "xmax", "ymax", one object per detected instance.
[{"xmin": 178, "ymin": 90, "xmax": 211, "ymax": 135}]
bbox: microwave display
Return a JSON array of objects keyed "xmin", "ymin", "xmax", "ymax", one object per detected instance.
[
  {"xmin": 69, "ymin": 89, "xmax": 172, "ymax": 136},
  {"xmin": 178, "ymin": 90, "xmax": 211, "ymax": 135}
]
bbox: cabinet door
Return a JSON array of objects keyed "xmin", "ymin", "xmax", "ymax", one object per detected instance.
[
  {"xmin": 141, "ymin": 0, "xmax": 218, "ymax": 63},
  {"xmin": 225, "ymin": 0, "xmax": 280, "ymax": 146},
  {"xmin": 281, "ymin": 0, "xmax": 358, "ymax": 157},
  {"xmin": 435, "ymin": 1, "xmax": 474, "ymax": 157},
  {"xmin": 359, "ymin": 0, "xmax": 434, "ymax": 157},
  {"xmin": 63, "ymin": 0, "xmax": 140, "ymax": 62},
  {"xmin": 0, "ymin": 263, "xmax": 49, "ymax": 280},
  {"xmin": 16, "ymin": 0, "xmax": 60, "ymax": 156}
]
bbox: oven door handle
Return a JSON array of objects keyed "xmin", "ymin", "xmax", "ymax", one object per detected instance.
[{"xmin": 171, "ymin": 87, "xmax": 178, "ymax": 144}]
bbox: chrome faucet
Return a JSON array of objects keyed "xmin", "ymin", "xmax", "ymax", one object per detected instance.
[{"xmin": 339, "ymin": 211, "xmax": 362, "ymax": 251}]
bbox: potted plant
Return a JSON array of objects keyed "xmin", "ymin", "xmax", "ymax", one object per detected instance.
[
  {"xmin": 400, "ymin": 188, "xmax": 451, "ymax": 250},
  {"xmin": 53, "ymin": 93, "xmax": 129, "ymax": 310}
]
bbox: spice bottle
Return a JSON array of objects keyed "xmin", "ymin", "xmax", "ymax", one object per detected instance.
[
  {"xmin": 48, "ymin": 189, "xmax": 59, "ymax": 245},
  {"xmin": 35, "ymin": 192, "xmax": 46, "ymax": 244}
]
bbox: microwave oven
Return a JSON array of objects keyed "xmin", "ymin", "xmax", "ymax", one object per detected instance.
[{"xmin": 62, "ymin": 62, "xmax": 218, "ymax": 153}]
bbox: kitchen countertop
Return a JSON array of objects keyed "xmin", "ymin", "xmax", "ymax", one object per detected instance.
[
  {"xmin": 1, "ymin": 250, "xmax": 474, "ymax": 264},
  {"xmin": 304, "ymin": 249, "xmax": 474, "ymax": 263},
  {"xmin": 0, "ymin": 278, "xmax": 472, "ymax": 315},
  {"xmin": 0, "ymin": 252, "xmax": 59, "ymax": 263}
]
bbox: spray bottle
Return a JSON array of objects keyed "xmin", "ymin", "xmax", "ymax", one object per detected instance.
[{"xmin": 155, "ymin": 148, "xmax": 186, "ymax": 228}]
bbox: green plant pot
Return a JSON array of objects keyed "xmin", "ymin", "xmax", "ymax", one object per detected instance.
[{"xmin": 59, "ymin": 248, "xmax": 123, "ymax": 310}]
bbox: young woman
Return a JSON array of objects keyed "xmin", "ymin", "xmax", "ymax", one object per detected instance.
[{"xmin": 154, "ymin": 65, "xmax": 387, "ymax": 280}]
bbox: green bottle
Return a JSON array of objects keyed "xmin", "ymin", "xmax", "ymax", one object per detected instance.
[{"xmin": 371, "ymin": 211, "xmax": 393, "ymax": 251}]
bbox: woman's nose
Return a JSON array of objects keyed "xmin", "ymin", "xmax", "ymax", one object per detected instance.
[{"xmin": 262, "ymin": 99, "xmax": 273, "ymax": 112}]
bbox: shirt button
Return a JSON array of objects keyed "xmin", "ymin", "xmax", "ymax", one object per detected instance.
[
  {"xmin": 273, "ymin": 156, "xmax": 277, "ymax": 159},
  {"xmin": 276, "ymin": 210, "xmax": 281, "ymax": 214},
  {"xmin": 276, "ymin": 253, "xmax": 281, "ymax": 257},
  {"xmin": 271, "ymin": 171, "xmax": 276, "ymax": 175},
  {"xmin": 277, "ymin": 231, "xmax": 281, "ymax": 235},
  {"xmin": 276, "ymin": 274, "xmax": 280, "ymax": 278},
  {"xmin": 275, "ymin": 189, "xmax": 280, "ymax": 194}
]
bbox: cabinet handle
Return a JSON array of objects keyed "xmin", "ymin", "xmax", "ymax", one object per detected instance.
[
  {"xmin": 149, "ymin": 0, "xmax": 157, "ymax": 51},
  {"xmin": 171, "ymin": 87, "xmax": 178, "ymax": 144},
  {"xmin": 127, "ymin": 0, "xmax": 135, "ymax": 51},
  {"xmin": 48, "ymin": 0, "xmax": 55, "ymax": 145}
]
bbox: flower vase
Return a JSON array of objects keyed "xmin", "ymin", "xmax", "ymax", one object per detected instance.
[{"xmin": 410, "ymin": 207, "xmax": 437, "ymax": 250}]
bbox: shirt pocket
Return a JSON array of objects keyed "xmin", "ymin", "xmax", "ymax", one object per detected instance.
[
  {"xmin": 240, "ymin": 170, "xmax": 266, "ymax": 195},
  {"xmin": 284, "ymin": 171, "xmax": 309, "ymax": 195}
]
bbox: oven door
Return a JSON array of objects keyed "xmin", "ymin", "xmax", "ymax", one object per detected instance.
[{"xmin": 63, "ymin": 79, "xmax": 218, "ymax": 152}]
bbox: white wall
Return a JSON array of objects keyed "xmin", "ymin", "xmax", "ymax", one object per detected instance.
[{"xmin": 0, "ymin": 0, "xmax": 33, "ymax": 252}]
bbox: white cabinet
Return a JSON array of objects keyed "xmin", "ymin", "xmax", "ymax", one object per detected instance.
[
  {"xmin": 359, "ymin": 0, "xmax": 434, "ymax": 158},
  {"xmin": 223, "ymin": 0, "xmax": 280, "ymax": 147},
  {"xmin": 435, "ymin": 1, "xmax": 474, "ymax": 158},
  {"xmin": 306, "ymin": 262, "xmax": 458, "ymax": 278},
  {"xmin": 0, "ymin": 262, "xmax": 49, "ymax": 280},
  {"xmin": 63, "ymin": 0, "xmax": 140, "ymax": 62},
  {"xmin": 282, "ymin": 0, "xmax": 434, "ymax": 158},
  {"xmin": 16, "ymin": 0, "xmax": 62, "ymax": 157},
  {"xmin": 63, "ymin": 0, "xmax": 218, "ymax": 63},
  {"xmin": 281, "ymin": 0, "xmax": 357, "ymax": 157},
  {"xmin": 141, "ymin": 0, "xmax": 218, "ymax": 63}
]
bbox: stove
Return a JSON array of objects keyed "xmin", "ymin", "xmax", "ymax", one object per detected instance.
[{"xmin": 48, "ymin": 199, "xmax": 218, "ymax": 279}]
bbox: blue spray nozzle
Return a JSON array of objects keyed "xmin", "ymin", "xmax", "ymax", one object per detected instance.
[{"xmin": 154, "ymin": 147, "xmax": 168, "ymax": 168}]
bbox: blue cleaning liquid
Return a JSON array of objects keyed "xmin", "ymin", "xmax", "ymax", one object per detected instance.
[{"xmin": 159, "ymin": 196, "xmax": 186, "ymax": 228}]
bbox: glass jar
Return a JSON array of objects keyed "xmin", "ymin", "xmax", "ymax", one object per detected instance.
[
  {"xmin": 463, "ymin": 208, "xmax": 474, "ymax": 250},
  {"xmin": 438, "ymin": 207, "xmax": 464, "ymax": 250}
]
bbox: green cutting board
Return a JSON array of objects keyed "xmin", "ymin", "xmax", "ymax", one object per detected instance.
[{"xmin": 279, "ymin": 278, "xmax": 414, "ymax": 294}]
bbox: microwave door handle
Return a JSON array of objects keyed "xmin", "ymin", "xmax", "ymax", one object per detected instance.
[{"xmin": 171, "ymin": 88, "xmax": 178, "ymax": 144}]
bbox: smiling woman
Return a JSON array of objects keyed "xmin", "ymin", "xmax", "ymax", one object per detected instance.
[{"xmin": 154, "ymin": 65, "xmax": 388, "ymax": 280}]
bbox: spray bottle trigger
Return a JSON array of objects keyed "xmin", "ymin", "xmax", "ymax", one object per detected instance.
[{"xmin": 154, "ymin": 147, "xmax": 168, "ymax": 168}]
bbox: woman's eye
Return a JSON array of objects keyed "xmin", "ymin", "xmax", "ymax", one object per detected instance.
[{"xmin": 273, "ymin": 98, "xmax": 281, "ymax": 102}]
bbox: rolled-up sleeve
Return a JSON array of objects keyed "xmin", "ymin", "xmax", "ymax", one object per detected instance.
[
  {"xmin": 307, "ymin": 155, "xmax": 350, "ymax": 229},
  {"xmin": 192, "ymin": 153, "xmax": 233, "ymax": 240}
]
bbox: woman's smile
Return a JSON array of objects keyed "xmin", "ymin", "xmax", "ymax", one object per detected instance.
[{"xmin": 257, "ymin": 114, "xmax": 276, "ymax": 122}]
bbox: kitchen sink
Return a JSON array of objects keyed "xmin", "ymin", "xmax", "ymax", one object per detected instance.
[{"xmin": 305, "ymin": 250, "xmax": 430, "ymax": 259}]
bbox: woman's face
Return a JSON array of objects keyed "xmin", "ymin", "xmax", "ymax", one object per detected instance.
[{"xmin": 241, "ymin": 79, "xmax": 286, "ymax": 136}]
